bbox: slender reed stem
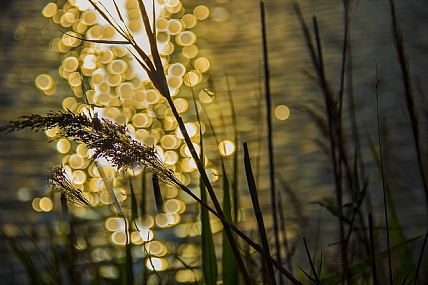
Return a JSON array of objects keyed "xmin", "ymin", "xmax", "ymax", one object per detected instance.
[
  {"xmin": 260, "ymin": 2, "xmax": 281, "ymax": 281},
  {"xmin": 303, "ymin": 237, "xmax": 321, "ymax": 285},
  {"xmin": 244, "ymin": 142, "xmax": 277, "ymax": 285},
  {"xmin": 389, "ymin": 0, "xmax": 428, "ymax": 209},
  {"xmin": 374, "ymin": 61, "xmax": 393, "ymax": 285},
  {"xmin": 60, "ymin": 194, "xmax": 79, "ymax": 285},
  {"xmin": 368, "ymin": 213, "xmax": 378, "ymax": 285},
  {"xmin": 312, "ymin": 16, "xmax": 348, "ymax": 283},
  {"xmin": 414, "ymin": 228, "xmax": 428, "ymax": 285}
]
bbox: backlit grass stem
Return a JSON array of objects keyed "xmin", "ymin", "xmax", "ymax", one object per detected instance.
[{"xmin": 260, "ymin": 2, "xmax": 282, "ymax": 282}]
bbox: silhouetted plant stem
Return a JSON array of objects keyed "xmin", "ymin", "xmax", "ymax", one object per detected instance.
[
  {"xmin": 368, "ymin": 213, "xmax": 378, "ymax": 285},
  {"xmin": 374, "ymin": 61, "xmax": 393, "ymax": 285},
  {"xmin": 260, "ymin": 2, "xmax": 281, "ymax": 282},
  {"xmin": 389, "ymin": 0, "xmax": 428, "ymax": 209},
  {"xmin": 166, "ymin": 97, "xmax": 252, "ymax": 284},
  {"xmin": 60, "ymin": 194, "xmax": 79, "ymax": 285},
  {"xmin": 303, "ymin": 237, "xmax": 321, "ymax": 285},
  {"xmin": 244, "ymin": 142, "xmax": 277, "ymax": 285},
  {"xmin": 312, "ymin": 16, "xmax": 348, "ymax": 283},
  {"xmin": 414, "ymin": 228, "xmax": 428, "ymax": 285}
]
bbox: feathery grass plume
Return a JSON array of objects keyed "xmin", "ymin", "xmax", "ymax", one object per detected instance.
[
  {"xmin": 1, "ymin": 111, "xmax": 180, "ymax": 186},
  {"xmin": 48, "ymin": 164, "xmax": 91, "ymax": 207}
]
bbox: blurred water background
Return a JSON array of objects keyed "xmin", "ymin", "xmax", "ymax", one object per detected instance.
[{"xmin": 1, "ymin": 0, "xmax": 428, "ymax": 283}]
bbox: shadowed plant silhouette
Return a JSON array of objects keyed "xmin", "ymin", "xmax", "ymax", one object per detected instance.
[
  {"xmin": 48, "ymin": 164, "xmax": 92, "ymax": 207},
  {"xmin": 0, "ymin": 111, "xmax": 181, "ymax": 186}
]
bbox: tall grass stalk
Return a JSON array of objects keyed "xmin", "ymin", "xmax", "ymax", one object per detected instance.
[
  {"xmin": 389, "ymin": 0, "xmax": 428, "ymax": 209},
  {"xmin": 192, "ymin": 87, "xmax": 218, "ymax": 285},
  {"xmin": 244, "ymin": 142, "xmax": 277, "ymax": 284},
  {"xmin": 259, "ymin": 3, "xmax": 282, "ymax": 280},
  {"xmin": 374, "ymin": 60, "xmax": 393, "ymax": 285}
]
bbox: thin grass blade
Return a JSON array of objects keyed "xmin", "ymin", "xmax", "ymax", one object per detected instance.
[
  {"xmin": 152, "ymin": 174, "xmax": 164, "ymax": 213},
  {"xmin": 128, "ymin": 175, "xmax": 139, "ymax": 226},
  {"xmin": 243, "ymin": 142, "xmax": 276, "ymax": 285}
]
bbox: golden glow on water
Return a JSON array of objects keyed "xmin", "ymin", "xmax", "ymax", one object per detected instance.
[
  {"xmin": 99, "ymin": 265, "xmax": 119, "ymax": 279},
  {"xmin": 181, "ymin": 14, "xmax": 197, "ymax": 29},
  {"xmin": 45, "ymin": 127, "xmax": 60, "ymax": 138},
  {"xmin": 128, "ymin": 19, "xmax": 143, "ymax": 34},
  {"xmin": 182, "ymin": 45, "xmax": 198, "ymax": 59},
  {"xmin": 87, "ymin": 25, "xmax": 103, "ymax": 40},
  {"xmin": 176, "ymin": 31, "xmax": 196, "ymax": 46},
  {"xmin": 146, "ymin": 240, "xmax": 167, "ymax": 256},
  {"xmin": 155, "ymin": 213, "xmax": 175, "ymax": 227},
  {"xmin": 145, "ymin": 89, "xmax": 160, "ymax": 104},
  {"xmin": 193, "ymin": 5, "xmax": 209, "ymax": 20},
  {"xmin": 275, "ymin": 104, "xmax": 291, "ymax": 120},
  {"xmin": 62, "ymin": 96, "xmax": 77, "ymax": 110},
  {"xmin": 107, "ymin": 60, "xmax": 127, "ymax": 75},
  {"xmin": 175, "ymin": 269, "xmax": 203, "ymax": 283},
  {"xmin": 146, "ymin": 257, "xmax": 167, "ymax": 271},
  {"xmin": 68, "ymin": 72, "xmax": 82, "ymax": 87},
  {"xmin": 194, "ymin": 57, "xmax": 210, "ymax": 73},
  {"xmin": 63, "ymin": 56, "xmax": 79, "ymax": 72},
  {"xmin": 40, "ymin": 197, "xmax": 54, "ymax": 212},
  {"xmin": 136, "ymin": 215, "xmax": 154, "ymax": 228},
  {"xmin": 164, "ymin": 199, "xmax": 184, "ymax": 214},
  {"xmin": 42, "ymin": 3, "xmax": 58, "ymax": 18},
  {"xmin": 168, "ymin": 63, "xmax": 185, "ymax": 77},
  {"xmin": 102, "ymin": 25, "xmax": 116, "ymax": 39},
  {"xmin": 173, "ymin": 98, "xmax": 188, "ymax": 113},
  {"xmin": 72, "ymin": 170, "xmax": 87, "ymax": 184},
  {"xmin": 32, "ymin": 198, "xmax": 42, "ymax": 212},
  {"xmin": 212, "ymin": 7, "xmax": 229, "ymax": 22},
  {"xmin": 35, "ymin": 74, "xmax": 54, "ymax": 91},
  {"xmin": 166, "ymin": 75, "xmax": 182, "ymax": 89},
  {"xmin": 139, "ymin": 229, "xmax": 154, "ymax": 242},
  {"xmin": 167, "ymin": 19, "xmax": 183, "ymax": 35},
  {"xmin": 36, "ymin": 0, "xmax": 225, "ymax": 277},
  {"xmin": 116, "ymin": 82, "xmax": 134, "ymax": 99},
  {"xmin": 160, "ymin": 135, "xmax": 180, "ymax": 149},
  {"xmin": 69, "ymin": 154, "xmax": 86, "ymax": 169},
  {"xmin": 57, "ymin": 139, "xmax": 71, "ymax": 154},
  {"xmin": 156, "ymin": 17, "xmax": 168, "ymax": 31},
  {"xmin": 111, "ymin": 231, "xmax": 127, "ymax": 245},
  {"xmin": 91, "ymin": 248, "xmax": 107, "ymax": 262},
  {"xmin": 106, "ymin": 217, "xmax": 124, "ymax": 232},
  {"xmin": 218, "ymin": 140, "xmax": 235, "ymax": 156},
  {"xmin": 17, "ymin": 187, "xmax": 31, "ymax": 202},
  {"xmin": 82, "ymin": 10, "xmax": 98, "ymax": 25},
  {"xmin": 132, "ymin": 113, "xmax": 152, "ymax": 128},
  {"xmin": 89, "ymin": 178, "xmax": 101, "ymax": 191}
]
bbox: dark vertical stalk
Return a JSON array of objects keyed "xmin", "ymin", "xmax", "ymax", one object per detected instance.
[
  {"xmin": 389, "ymin": 0, "xmax": 428, "ymax": 209},
  {"xmin": 60, "ymin": 194, "xmax": 79, "ymax": 285},
  {"xmin": 303, "ymin": 237, "xmax": 321, "ymax": 285},
  {"xmin": 312, "ymin": 16, "xmax": 348, "ymax": 284},
  {"xmin": 374, "ymin": 61, "xmax": 393, "ymax": 285},
  {"xmin": 260, "ymin": 2, "xmax": 281, "ymax": 281},
  {"xmin": 244, "ymin": 142, "xmax": 277, "ymax": 285},
  {"xmin": 166, "ymin": 96, "xmax": 252, "ymax": 284},
  {"xmin": 414, "ymin": 228, "xmax": 428, "ymax": 285},
  {"xmin": 368, "ymin": 213, "xmax": 378, "ymax": 285}
]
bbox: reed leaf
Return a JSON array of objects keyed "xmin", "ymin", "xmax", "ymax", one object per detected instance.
[
  {"xmin": 221, "ymin": 162, "xmax": 239, "ymax": 285},
  {"xmin": 243, "ymin": 142, "xmax": 276, "ymax": 285},
  {"xmin": 128, "ymin": 175, "xmax": 139, "ymax": 226},
  {"xmin": 192, "ymin": 89, "xmax": 218, "ymax": 285},
  {"xmin": 152, "ymin": 174, "xmax": 164, "ymax": 213},
  {"xmin": 140, "ymin": 171, "xmax": 147, "ymax": 217}
]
